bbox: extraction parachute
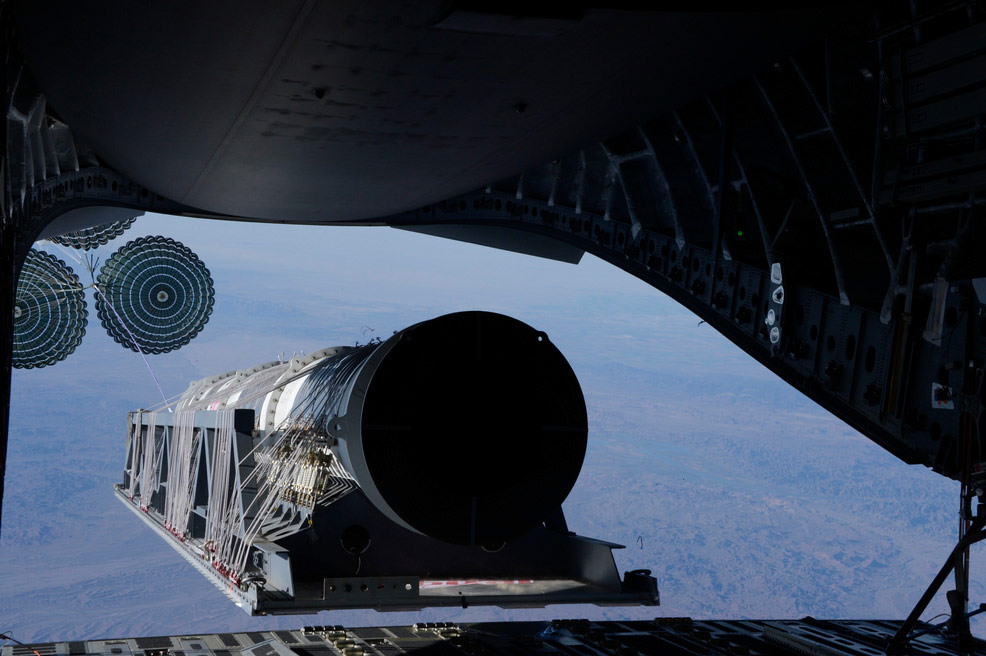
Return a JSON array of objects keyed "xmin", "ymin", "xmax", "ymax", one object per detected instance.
[
  {"xmin": 49, "ymin": 215, "xmax": 137, "ymax": 250},
  {"xmin": 116, "ymin": 311, "xmax": 659, "ymax": 614},
  {"xmin": 13, "ymin": 249, "xmax": 87, "ymax": 369},
  {"xmin": 14, "ymin": 232, "xmax": 215, "ymax": 368},
  {"xmin": 96, "ymin": 235, "xmax": 215, "ymax": 354}
]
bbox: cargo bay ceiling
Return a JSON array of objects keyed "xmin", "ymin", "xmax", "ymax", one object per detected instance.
[{"xmin": 3, "ymin": 0, "xmax": 986, "ymax": 533}]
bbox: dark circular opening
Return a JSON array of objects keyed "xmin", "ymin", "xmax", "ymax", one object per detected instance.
[
  {"xmin": 149, "ymin": 282, "xmax": 179, "ymax": 310},
  {"xmin": 360, "ymin": 311, "xmax": 587, "ymax": 545}
]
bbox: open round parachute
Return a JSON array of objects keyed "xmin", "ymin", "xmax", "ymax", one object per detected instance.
[
  {"xmin": 50, "ymin": 216, "xmax": 137, "ymax": 250},
  {"xmin": 13, "ymin": 249, "xmax": 87, "ymax": 369},
  {"xmin": 96, "ymin": 236, "xmax": 214, "ymax": 354}
]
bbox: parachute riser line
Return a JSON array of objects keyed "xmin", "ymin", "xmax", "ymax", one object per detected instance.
[{"xmin": 92, "ymin": 283, "xmax": 169, "ymax": 408}]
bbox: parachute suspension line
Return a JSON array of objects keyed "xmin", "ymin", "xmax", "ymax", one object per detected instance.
[
  {"xmin": 231, "ymin": 434, "xmax": 292, "ymax": 573},
  {"xmin": 210, "ymin": 423, "xmax": 304, "ymax": 577},
  {"xmin": 185, "ymin": 349, "xmax": 371, "ymax": 581},
  {"xmin": 163, "ymin": 411, "xmax": 200, "ymax": 538},
  {"xmin": 145, "ymin": 350, "xmax": 325, "ymax": 415},
  {"xmin": 138, "ymin": 413, "xmax": 159, "ymax": 510},
  {"xmin": 206, "ymin": 410, "xmax": 248, "ymax": 578},
  {"xmin": 92, "ymin": 283, "xmax": 170, "ymax": 409},
  {"xmin": 224, "ymin": 353, "xmax": 365, "ymax": 577},
  {"xmin": 207, "ymin": 415, "xmax": 354, "ymax": 580},
  {"xmin": 83, "ymin": 251, "xmax": 100, "ymax": 286},
  {"xmin": 19, "ymin": 242, "xmax": 87, "ymax": 296},
  {"xmin": 38, "ymin": 240, "xmax": 97, "ymax": 296},
  {"xmin": 170, "ymin": 344, "xmax": 373, "ymax": 417},
  {"xmin": 126, "ymin": 411, "xmax": 143, "ymax": 499},
  {"xmin": 30, "ymin": 242, "xmax": 90, "ymax": 298},
  {"xmin": 232, "ymin": 424, "xmax": 317, "ymax": 574},
  {"xmin": 206, "ymin": 410, "xmax": 231, "ymax": 558},
  {"xmin": 148, "ymin": 389, "xmax": 190, "ymax": 413},
  {"xmin": 38, "ymin": 239, "xmax": 88, "ymax": 271}
]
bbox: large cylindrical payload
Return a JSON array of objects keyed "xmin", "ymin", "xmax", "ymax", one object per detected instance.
[{"xmin": 178, "ymin": 311, "xmax": 588, "ymax": 547}]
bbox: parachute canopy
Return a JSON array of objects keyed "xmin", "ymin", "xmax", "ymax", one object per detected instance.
[
  {"xmin": 13, "ymin": 249, "xmax": 87, "ymax": 369},
  {"xmin": 50, "ymin": 216, "xmax": 137, "ymax": 250},
  {"xmin": 96, "ymin": 236, "xmax": 214, "ymax": 354}
]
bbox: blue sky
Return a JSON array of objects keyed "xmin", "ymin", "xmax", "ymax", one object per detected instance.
[{"xmin": 0, "ymin": 212, "xmax": 977, "ymax": 641}]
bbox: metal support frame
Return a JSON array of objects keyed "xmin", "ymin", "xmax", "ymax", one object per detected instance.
[
  {"xmin": 887, "ymin": 512, "xmax": 986, "ymax": 655},
  {"xmin": 712, "ymin": 90, "xmax": 732, "ymax": 275},
  {"xmin": 118, "ymin": 409, "xmax": 659, "ymax": 615},
  {"xmin": 789, "ymin": 58, "xmax": 896, "ymax": 278},
  {"xmin": 705, "ymin": 98, "xmax": 773, "ymax": 264},
  {"xmin": 754, "ymin": 74, "xmax": 851, "ymax": 306}
]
